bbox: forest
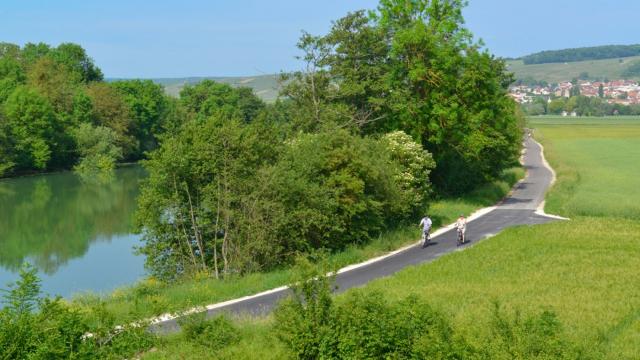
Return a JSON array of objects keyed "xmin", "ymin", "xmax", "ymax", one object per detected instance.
[{"xmin": 521, "ymin": 44, "xmax": 640, "ymax": 64}]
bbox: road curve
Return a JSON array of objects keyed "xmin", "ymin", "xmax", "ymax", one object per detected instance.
[{"xmin": 151, "ymin": 136, "xmax": 558, "ymax": 333}]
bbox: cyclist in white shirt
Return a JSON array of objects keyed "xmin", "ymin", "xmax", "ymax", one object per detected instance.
[
  {"xmin": 455, "ymin": 214, "xmax": 467, "ymax": 245},
  {"xmin": 419, "ymin": 215, "xmax": 432, "ymax": 248}
]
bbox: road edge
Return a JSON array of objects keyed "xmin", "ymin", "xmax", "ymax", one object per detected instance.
[{"xmin": 533, "ymin": 138, "xmax": 570, "ymax": 220}]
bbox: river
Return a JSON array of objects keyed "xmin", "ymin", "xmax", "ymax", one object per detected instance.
[{"xmin": 0, "ymin": 166, "xmax": 146, "ymax": 299}]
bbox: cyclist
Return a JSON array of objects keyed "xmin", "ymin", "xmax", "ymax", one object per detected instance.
[
  {"xmin": 419, "ymin": 215, "xmax": 432, "ymax": 248},
  {"xmin": 455, "ymin": 214, "xmax": 467, "ymax": 245}
]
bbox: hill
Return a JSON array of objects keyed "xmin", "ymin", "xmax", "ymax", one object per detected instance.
[
  {"xmin": 506, "ymin": 55, "xmax": 640, "ymax": 83},
  {"xmin": 152, "ymin": 74, "xmax": 280, "ymax": 102},
  {"xmin": 521, "ymin": 44, "xmax": 640, "ymax": 64}
]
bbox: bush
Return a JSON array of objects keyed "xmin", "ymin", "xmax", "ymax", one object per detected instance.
[
  {"xmin": 275, "ymin": 270, "xmax": 586, "ymax": 360},
  {"xmin": 0, "ymin": 264, "xmax": 155, "ymax": 359},
  {"xmin": 73, "ymin": 123, "xmax": 123, "ymax": 178},
  {"xmin": 381, "ymin": 131, "xmax": 435, "ymax": 219},
  {"xmin": 179, "ymin": 313, "xmax": 240, "ymax": 349},
  {"xmin": 262, "ymin": 129, "xmax": 405, "ymax": 254}
]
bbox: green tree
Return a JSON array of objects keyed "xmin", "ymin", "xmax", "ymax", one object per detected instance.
[
  {"xmin": 286, "ymin": 0, "xmax": 523, "ymax": 193},
  {"xmin": 112, "ymin": 79, "xmax": 169, "ymax": 157},
  {"xmin": 72, "ymin": 123, "xmax": 123, "ymax": 176},
  {"xmin": 49, "ymin": 42, "xmax": 103, "ymax": 82},
  {"xmin": 2, "ymin": 87, "xmax": 59, "ymax": 170},
  {"xmin": 136, "ymin": 115, "xmax": 278, "ymax": 280},
  {"xmin": 85, "ymin": 82, "xmax": 137, "ymax": 158},
  {"xmin": 548, "ymin": 98, "xmax": 566, "ymax": 114},
  {"xmin": 381, "ymin": 131, "xmax": 435, "ymax": 218},
  {"xmin": 598, "ymin": 83, "xmax": 605, "ymax": 98},
  {"xmin": 0, "ymin": 56, "xmax": 26, "ymax": 103},
  {"xmin": 179, "ymin": 80, "xmax": 264, "ymax": 122}
]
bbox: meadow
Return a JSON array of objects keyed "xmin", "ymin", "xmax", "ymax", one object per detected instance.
[
  {"xmin": 142, "ymin": 117, "xmax": 640, "ymax": 359},
  {"xmin": 506, "ymin": 56, "xmax": 640, "ymax": 83}
]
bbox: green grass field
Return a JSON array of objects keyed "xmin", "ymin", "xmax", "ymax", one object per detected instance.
[
  {"xmin": 506, "ymin": 56, "xmax": 640, "ymax": 83},
  {"xmin": 73, "ymin": 168, "xmax": 523, "ymax": 325},
  {"xmin": 142, "ymin": 117, "xmax": 640, "ymax": 359}
]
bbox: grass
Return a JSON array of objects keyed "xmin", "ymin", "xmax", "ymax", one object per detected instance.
[
  {"xmin": 531, "ymin": 116, "xmax": 640, "ymax": 219},
  {"xmin": 71, "ymin": 167, "xmax": 523, "ymax": 325},
  {"xmin": 506, "ymin": 56, "xmax": 640, "ymax": 83},
  {"xmin": 144, "ymin": 116, "xmax": 640, "ymax": 358},
  {"xmin": 348, "ymin": 116, "xmax": 640, "ymax": 358}
]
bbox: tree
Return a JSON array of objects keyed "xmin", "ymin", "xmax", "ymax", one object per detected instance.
[
  {"xmin": 260, "ymin": 129, "xmax": 404, "ymax": 254},
  {"xmin": 0, "ymin": 57, "xmax": 25, "ymax": 103},
  {"xmin": 179, "ymin": 80, "xmax": 264, "ymax": 122},
  {"xmin": 2, "ymin": 87, "xmax": 58, "ymax": 170},
  {"xmin": 136, "ymin": 115, "xmax": 278, "ymax": 280},
  {"xmin": 381, "ymin": 131, "xmax": 435, "ymax": 218},
  {"xmin": 72, "ymin": 123, "xmax": 123, "ymax": 176},
  {"xmin": 112, "ymin": 79, "xmax": 169, "ymax": 157},
  {"xmin": 548, "ymin": 98, "xmax": 566, "ymax": 114},
  {"xmin": 85, "ymin": 82, "xmax": 137, "ymax": 158},
  {"xmin": 285, "ymin": 0, "xmax": 523, "ymax": 193},
  {"xmin": 48, "ymin": 43, "xmax": 103, "ymax": 83},
  {"xmin": 598, "ymin": 83, "xmax": 604, "ymax": 98}
]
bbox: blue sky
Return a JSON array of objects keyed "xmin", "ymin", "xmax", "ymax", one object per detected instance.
[{"xmin": 2, "ymin": 0, "xmax": 639, "ymax": 78}]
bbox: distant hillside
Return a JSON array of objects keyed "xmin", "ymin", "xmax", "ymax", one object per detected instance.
[
  {"xmin": 521, "ymin": 44, "xmax": 640, "ymax": 65},
  {"xmin": 506, "ymin": 56, "xmax": 640, "ymax": 84},
  {"xmin": 151, "ymin": 74, "xmax": 281, "ymax": 102}
]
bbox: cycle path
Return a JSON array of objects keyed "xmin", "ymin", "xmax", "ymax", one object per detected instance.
[{"xmin": 151, "ymin": 137, "xmax": 559, "ymax": 333}]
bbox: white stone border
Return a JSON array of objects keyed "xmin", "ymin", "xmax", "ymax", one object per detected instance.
[{"xmin": 533, "ymin": 139, "xmax": 570, "ymax": 220}]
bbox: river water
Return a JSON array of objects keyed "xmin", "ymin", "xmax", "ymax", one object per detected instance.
[{"xmin": 0, "ymin": 166, "xmax": 146, "ymax": 299}]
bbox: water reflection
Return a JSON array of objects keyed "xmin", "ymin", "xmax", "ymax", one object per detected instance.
[{"xmin": 0, "ymin": 166, "xmax": 144, "ymax": 274}]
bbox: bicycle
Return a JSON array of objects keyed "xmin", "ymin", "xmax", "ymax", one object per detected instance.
[
  {"xmin": 456, "ymin": 227, "xmax": 465, "ymax": 246},
  {"xmin": 421, "ymin": 230, "xmax": 431, "ymax": 248}
]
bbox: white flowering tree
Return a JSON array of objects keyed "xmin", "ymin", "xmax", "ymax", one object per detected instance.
[{"xmin": 382, "ymin": 131, "xmax": 435, "ymax": 217}]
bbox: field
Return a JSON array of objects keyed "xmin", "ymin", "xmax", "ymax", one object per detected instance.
[
  {"xmin": 506, "ymin": 56, "xmax": 640, "ymax": 83},
  {"xmin": 143, "ymin": 117, "xmax": 640, "ymax": 359}
]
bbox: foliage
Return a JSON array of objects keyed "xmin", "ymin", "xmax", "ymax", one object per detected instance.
[
  {"xmin": 538, "ymin": 95, "xmax": 640, "ymax": 117},
  {"xmin": 178, "ymin": 314, "xmax": 240, "ymax": 349},
  {"xmin": 136, "ymin": 115, "xmax": 280, "ymax": 280},
  {"xmin": 112, "ymin": 79, "xmax": 169, "ymax": 158},
  {"xmin": 260, "ymin": 129, "xmax": 405, "ymax": 254},
  {"xmin": 274, "ymin": 266, "xmax": 581, "ymax": 359},
  {"xmin": 282, "ymin": 0, "xmax": 523, "ymax": 193},
  {"xmin": 1, "ymin": 86, "xmax": 59, "ymax": 170},
  {"xmin": 382, "ymin": 131, "xmax": 436, "ymax": 217},
  {"xmin": 522, "ymin": 44, "xmax": 640, "ymax": 65},
  {"xmin": 73, "ymin": 123, "xmax": 123, "ymax": 177},
  {"xmin": 0, "ymin": 264, "xmax": 155, "ymax": 359},
  {"xmin": 0, "ymin": 42, "xmax": 176, "ymax": 177},
  {"xmin": 179, "ymin": 80, "xmax": 265, "ymax": 122}
]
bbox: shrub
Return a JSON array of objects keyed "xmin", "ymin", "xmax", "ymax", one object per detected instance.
[
  {"xmin": 275, "ymin": 270, "xmax": 586, "ymax": 360},
  {"xmin": 179, "ymin": 313, "xmax": 240, "ymax": 349},
  {"xmin": 261, "ymin": 129, "xmax": 405, "ymax": 254},
  {"xmin": 382, "ymin": 130, "xmax": 436, "ymax": 218},
  {"xmin": 0, "ymin": 264, "xmax": 155, "ymax": 359}
]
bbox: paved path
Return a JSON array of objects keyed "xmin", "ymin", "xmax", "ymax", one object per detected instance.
[{"xmin": 151, "ymin": 137, "xmax": 558, "ymax": 333}]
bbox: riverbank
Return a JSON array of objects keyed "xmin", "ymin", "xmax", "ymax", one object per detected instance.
[{"xmin": 71, "ymin": 167, "xmax": 524, "ymax": 324}]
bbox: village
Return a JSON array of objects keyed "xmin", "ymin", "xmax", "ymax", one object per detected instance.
[{"xmin": 509, "ymin": 79, "xmax": 640, "ymax": 106}]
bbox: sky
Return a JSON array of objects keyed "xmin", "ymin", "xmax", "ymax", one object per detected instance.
[{"xmin": 2, "ymin": 0, "xmax": 640, "ymax": 78}]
